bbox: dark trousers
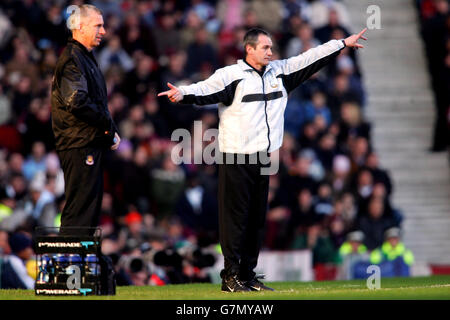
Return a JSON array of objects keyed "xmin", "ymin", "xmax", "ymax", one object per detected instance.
[
  {"xmin": 218, "ymin": 152, "xmax": 270, "ymax": 281},
  {"xmin": 57, "ymin": 146, "xmax": 104, "ymax": 235}
]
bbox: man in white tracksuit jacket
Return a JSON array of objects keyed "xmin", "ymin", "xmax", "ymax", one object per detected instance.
[{"xmin": 159, "ymin": 27, "xmax": 367, "ymax": 292}]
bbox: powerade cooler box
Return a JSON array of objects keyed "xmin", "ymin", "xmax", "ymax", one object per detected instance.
[{"xmin": 34, "ymin": 227, "xmax": 102, "ymax": 296}]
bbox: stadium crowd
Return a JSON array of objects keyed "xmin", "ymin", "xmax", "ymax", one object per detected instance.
[
  {"xmin": 0, "ymin": 0, "xmax": 408, "ymax": 286},
  {"xmin": 416, "ymin": 0, "xmax": 450, "ymax": 153}
]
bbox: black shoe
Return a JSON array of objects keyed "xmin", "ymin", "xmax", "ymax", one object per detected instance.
[
  {"xmin": 221, "ymin": 274, "xmax": 251, "ymax": 292},
  {"xmin": 244, "ymin": 275, "xmax": 274, "ymax": 291}
]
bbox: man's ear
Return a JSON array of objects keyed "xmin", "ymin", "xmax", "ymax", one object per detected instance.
[
  {"xmin": 78, "ymin": 21, "xmax": 84, "ymax": 34},
  {"xmin": 245, "ymin": 44, "xmax": 253, "ymax": 56}
]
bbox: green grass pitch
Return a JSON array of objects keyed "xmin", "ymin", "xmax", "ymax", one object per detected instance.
[{"xmin": 1, "ymin": 276, "xmax": 449, "ymax": 300}]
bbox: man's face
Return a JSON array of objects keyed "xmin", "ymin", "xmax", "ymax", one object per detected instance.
[
  {"xmin": 0, "ymin": 231, "xmax": 10, "ymax": 254},
  {"xmin": 247, "ymin": 34, "xmax": 273, "ymax": 67},
  {"xmin": 369, "ymin": 199, "xmax": 384, "ymax": 219},
  {"xmin": 350, "ymin": 241, "xmax": 360, "ymax": 252},
  {"xmin": 19, "ymin": 247, "xmax": 33, "ymax": 261},
  {"xmin": 388, "ymin": 237, "xmax": 399, "ymax": 247},
  {"xmin": 81, "ymin": 11, "xmax": 106, "ymax": 49}
]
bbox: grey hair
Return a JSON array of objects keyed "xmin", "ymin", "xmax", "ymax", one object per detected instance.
[
  {"xmin": 243, "ymin": 28, "xmax": 270, "ymax": 56},
  {"xmin": 66, "ymin": 4, "xmax": 102, "ymax": 31}
]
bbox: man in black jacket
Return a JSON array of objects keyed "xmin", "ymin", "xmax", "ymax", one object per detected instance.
[{"xmin": 51, "ymin": 4, "xmax": 120, "ymax": 236}]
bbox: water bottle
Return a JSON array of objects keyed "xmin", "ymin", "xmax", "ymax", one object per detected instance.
[
  {"xmin": 85, "ymin": 254, "xmax": 99, "ymax": 277},
  {"xmin": 68, "ymin": 254, "xmax": 83, "ymax": 269},
  {"xmin": 54, "ymin": 254, "xmax": 69, "ymax": 283},
  {"xmin": 36, "ymin": 254, "xmax": 51, "ymax": 284}
]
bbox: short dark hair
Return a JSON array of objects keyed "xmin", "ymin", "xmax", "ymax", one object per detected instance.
[{"xmin": 243, "ymin": 28, "xmax": 270, "ymax": 55}]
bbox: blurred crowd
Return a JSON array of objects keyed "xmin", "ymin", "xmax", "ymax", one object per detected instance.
[
  {"xmin": 417, "ymin": 0, "xmax": 450, "ymax": 152},
  {"xmin": 0, "ymin": 0, "xmax": 408, "ymax": 286}
]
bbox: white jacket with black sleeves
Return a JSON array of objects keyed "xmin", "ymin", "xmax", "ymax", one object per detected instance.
[{"xmin": 179, "ymin": 39, "xmax": 345, "ymax": 154}]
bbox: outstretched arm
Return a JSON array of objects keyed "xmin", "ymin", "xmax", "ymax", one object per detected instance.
[
  {"xmin": 278, "ymin": 28, "xmax": 368, "ymax": 93},
  {"xmin": 344, "ymin": 28, "xmax": 368, "ymax": 49},
  {"xmin": 157, "ymin": 69, "xmax": 240, "ymax": 106},
  {"xmin": 157, "ymin": 82, "xmax": 183, "ymax": 103}
]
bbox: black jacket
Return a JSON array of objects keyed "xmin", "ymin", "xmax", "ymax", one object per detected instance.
[{"xmin": 51, "ymin": 38, "xmax": 118, "ymax": 151}]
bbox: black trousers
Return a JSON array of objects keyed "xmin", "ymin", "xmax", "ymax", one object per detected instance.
[
  {"xmin": 218, "ymin": 152, "xmax": 270, "ymax": 281},
  {"xmin": 57, "ymin": 146, "xmax": 104, "ymax": 235}
]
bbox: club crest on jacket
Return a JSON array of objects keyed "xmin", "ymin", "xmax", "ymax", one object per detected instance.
[{"xmin": 86, "ymin": 155, "xmax": 94, "ymax": 165}]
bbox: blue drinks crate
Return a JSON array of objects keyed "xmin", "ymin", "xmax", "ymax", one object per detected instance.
[{"xmin": 34, "ymin": 227, "xmax": 102, "ymax": 296}]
